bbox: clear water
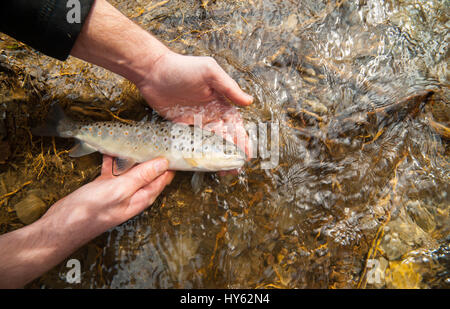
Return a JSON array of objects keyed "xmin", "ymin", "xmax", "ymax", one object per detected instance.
[{"xmin": 0, "ymin": 0, "xmax": 448, "ymax": 288}]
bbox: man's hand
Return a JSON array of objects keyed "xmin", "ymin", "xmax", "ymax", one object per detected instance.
[
  {"xmin": 0, "ymin": 156, "xmax": 173, "ymax": 288},
  {"xmin": 44, "ymin": 156, "xmax": 174, "ymax": 231}
]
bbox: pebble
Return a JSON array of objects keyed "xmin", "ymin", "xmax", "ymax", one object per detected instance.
[{"xmin": 14, "ymin": 193, "xmax": 47, "ymax": 225}]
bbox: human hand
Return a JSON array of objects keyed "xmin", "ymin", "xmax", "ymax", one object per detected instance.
[
  {"xmin": 44, "ymin": 156, "xmax": 174, "ymax": 233},
  {"xmin": 135, "ymin": 51, "xmax": 254, "ymax": 158}
]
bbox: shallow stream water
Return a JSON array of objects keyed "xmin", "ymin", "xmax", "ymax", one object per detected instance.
[{"xmin": 0, "ymin": 0, "xmax": 448, "ymax": 288}]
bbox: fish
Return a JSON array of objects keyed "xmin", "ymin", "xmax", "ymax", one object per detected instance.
[{"xmin": 32, "ymin": 105, "xmax": 246, "ymax": 175}]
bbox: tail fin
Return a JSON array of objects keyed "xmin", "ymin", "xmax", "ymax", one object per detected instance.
[{"xmin": 32, "ymin": 104, "xmax": 70, "ymax": 137}]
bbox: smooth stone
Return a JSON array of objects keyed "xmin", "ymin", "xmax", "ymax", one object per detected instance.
[{"xmin": 14, "ymin": 193, "xmax": 47, "ymax": 225}]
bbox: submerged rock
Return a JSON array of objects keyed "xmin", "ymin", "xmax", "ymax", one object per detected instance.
[
  {"xmin": 380, "ymin": 207, "xmax": 437, "ymax": 261},
  {"xmin": 385, "ymin": 260, "xmax": 422, "ymax": 289},
  {"xmin": 14, "ymin": 193, "xmax": 47, "ymax": 225},
  {"xmin": 406, "ymin": 200, "xmax": 436, "ymax": 233}
]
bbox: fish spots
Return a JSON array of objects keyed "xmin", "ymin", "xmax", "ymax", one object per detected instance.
[
  {"xmin": 98, "ymin": 130, "xmax": 102, "ymax": 136},
  {"xmin": 109, "ymin": 131, "xmax": 113, "ymax": 136},
  {"xmin": 89, "ymin": 127, "xmax": 93, "ymax": 132},
  {"xmin": 124, "ymin": 131, "xmax": 129, "ymax": 136}
]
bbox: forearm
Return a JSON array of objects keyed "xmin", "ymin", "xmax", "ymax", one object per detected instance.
[
  {"xmin": 70, "ymin": 0, "xmax": 170, "ymax": 85},
  {"xmin": 0, "ymin": 196, "xmax": 106, "ymax": 288}
]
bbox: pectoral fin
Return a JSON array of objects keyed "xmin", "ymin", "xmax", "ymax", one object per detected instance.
[
  {"xmin": 112, "ymin": 157, "xmax": 136, "ymax": 176},
  {"xmin": 69, "ymin": 141, "xmax": 97, "ymax": 157},
  {"xmin": 191, "ymin": 172, "xmax": 205, "ymax": 193}
]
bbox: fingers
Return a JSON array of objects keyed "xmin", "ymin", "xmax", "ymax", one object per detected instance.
[
  {"xmin": 126, "ymin": 171, "xmax": 175, "ymax": 216},
  {"xmin": 101, "ymin": 155, "xmax": 114, "ymax": 176},
  {"xmin": 207, "ymin": 60, "xmax": 253, "ymax": 107},
  {"xmin": 120, "ymin": 157, "xmax": 169, "ymax": 191}
]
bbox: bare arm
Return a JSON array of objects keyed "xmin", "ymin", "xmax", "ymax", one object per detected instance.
[{"xmin": 0, "ymin": 157, "xmax": 172, "ymax": 288}]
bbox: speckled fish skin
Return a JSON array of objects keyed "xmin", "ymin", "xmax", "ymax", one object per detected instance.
[{"xmin": 38, "ymin": 106, "xmax": 246, "ymax": 172}]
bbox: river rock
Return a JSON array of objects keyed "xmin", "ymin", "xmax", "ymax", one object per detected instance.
[
  {"xmin": 14, "ymin": 193, "xmax": 47, "ymax": 224},
  {"xmin": 380, "ymin": 207, "xmax": 437, "ymax": 261},
  {"xmin": 405, "ymin": 200, "xmax": 436, "ymax": 233}
]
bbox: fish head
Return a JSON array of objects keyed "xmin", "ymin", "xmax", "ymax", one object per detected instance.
[{"xmin": 185, "ymin": 131, "xmax": 246, "ymax": 171}]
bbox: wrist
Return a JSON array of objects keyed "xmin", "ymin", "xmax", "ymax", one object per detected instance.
[{"xmin": 125, "ymin": 38, "xmax": 171, "ymax": 87}]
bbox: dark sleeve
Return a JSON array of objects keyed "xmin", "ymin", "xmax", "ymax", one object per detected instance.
[{"xmin": 0, "ymin": 0, "xmax": 95, "ymax": 61}]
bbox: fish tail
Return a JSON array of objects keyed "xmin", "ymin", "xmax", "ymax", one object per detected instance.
[{"xmin": 32, "ymin": 104, "xmax": 73, "ymax": 137}]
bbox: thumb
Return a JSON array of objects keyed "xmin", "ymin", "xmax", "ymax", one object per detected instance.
[
  {"xmin": 121, "ymin": 157, "xmax": 169, "ymax": 191},
  {"xmin": 209, "ymin": 63, "xmax": 253, "ymax": 106}
]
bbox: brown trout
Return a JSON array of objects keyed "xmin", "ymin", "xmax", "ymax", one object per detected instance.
[{"xmin": 33, "ymin": 105, "xmax": 246, "ymax": 174}]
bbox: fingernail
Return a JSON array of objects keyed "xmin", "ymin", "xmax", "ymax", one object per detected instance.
[
  {"xmin": 154, "ymin": 158, "xmax": 168, "ymax": 174},
  {"xmin": 246, "ymin": 94, "xmax": 254, "ymax": 104}
]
